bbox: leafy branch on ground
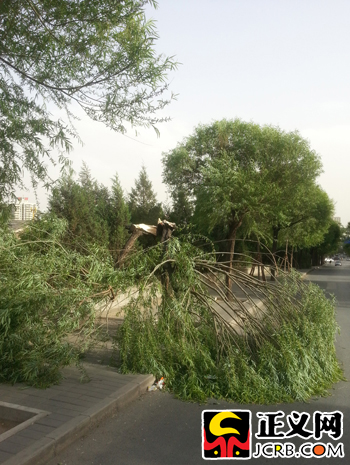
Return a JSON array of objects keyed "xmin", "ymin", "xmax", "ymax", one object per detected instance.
[
  {"xmin": 0, "ymin": 216, "xmax": 343, "ymax": 402},
  {"xmin": 115, "ymin": 236, "xmax": 343, "ymax": 403}
]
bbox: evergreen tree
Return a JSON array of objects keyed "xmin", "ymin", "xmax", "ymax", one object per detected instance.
[
  {"xmin": 49, "ymin": 164, "xmax": 132, "ymax": 258},
  {"xmin": 129, "ymin": 166, "xmax": 162, "ymax": 224},
  {"xmin": 49, "ymin": 165, "xmax": 109, "ymax": 251},
  {"xmin": 108, "ymin": 174, "xmax": 131, "ymax": 260}
]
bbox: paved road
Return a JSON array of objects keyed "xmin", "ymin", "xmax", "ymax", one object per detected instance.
[{"xmin": 48, "ymin": 263, "xmax": 350, "ymax": 465}]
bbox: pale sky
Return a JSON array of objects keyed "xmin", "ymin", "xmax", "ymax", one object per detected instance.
[{"xmin": 23, "ymin": 0, "xmax": 350, "ymax": 226}]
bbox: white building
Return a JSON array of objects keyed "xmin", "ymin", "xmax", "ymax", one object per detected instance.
[{"xmin": 12, "ymin": 197, "xmax": 37, "ymax": 221}]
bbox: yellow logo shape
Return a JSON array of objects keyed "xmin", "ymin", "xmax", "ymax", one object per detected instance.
[{"xmin": 209, "ymin": 412, "xmax": 242, "ymax": 437}]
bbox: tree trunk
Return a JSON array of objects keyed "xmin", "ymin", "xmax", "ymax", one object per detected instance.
[
  {"xmin": 225, "ymin": 219, "xmax": 242, "ymax": 300},
  {"xmin": 116, "ymin": 228, "xmax": 144, "ymax": 267},
  {"xmin": 257, "ymin": 241, "xmax": 266, "ymax": 281},
  {"xmin": 284, "ymin": 240, "xmax": 288, "ymax": 272},
  {"xmin": 270, "ymin": 226, "xmax": 280, "ymax": 281},
  {"xmin": 158, "ymin": 221, "xmax": 175, "ymax": 294}
]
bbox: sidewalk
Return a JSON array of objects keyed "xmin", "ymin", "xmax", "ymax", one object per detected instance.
[{"xmin": 0, "ymin": 364, "xmax": 154, "ymax": 465}]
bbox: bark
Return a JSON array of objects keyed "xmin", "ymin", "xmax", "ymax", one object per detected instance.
[
  {"xmin": 115, "ymin": 221, "xmax": 160, "ymax": 268},
  {"xmin": 116, "ymin": 227, "xmax": 144, "ymax": 267},
  {"xmin": 225, "ymin": 219, "xmax": 242, "ymax": 300},
  {"xmin": 249, "ymin": 241, "xmax": 266, "ymax": 281},
  {"xmin": 284, "ymin": 240, "xmax": 289, "ymax": 272},
  {"xmin": 158, "ymin": 220, "xmax": 176, "ymax": 294},
  {"xmin": 270, "ymin": 225, "xmax": 280, "ymax": 281},
  {"xmin": 257, "ymin": 242, "xmax": 266, "ymax": 281}
]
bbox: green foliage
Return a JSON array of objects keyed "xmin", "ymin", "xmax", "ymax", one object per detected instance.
[
  {"xmin": 49, "ymin": 166, "xmax": 109, "ymax": 250},
  {"xmin": 0, "ymin": 216, "xmax": 117, "ymax": 387},
  {"xmin": 277, "ymin": 184, "xmax": 334, "ymax": 251},
  {"xmin": 315, "ymin": 221, "xmax": 342, "ymax": 257},
  {"xmin": 129, "ymin": 165, "xmax": 163, "ymax": 225},
  {"xmin": 49, "ymin": 164, "xmax": 130, "ymax": 259},
  {"xmin": 115, "ymin": 238, "xmax": 343, "ymax": 403},
  {"xmin": 0, "ymin": 0, "xmax": 177, "ymax": 202},
  {"xmin": 343, "ymin": 222, "xmax": 350, "ymax": 257},
  {"xmin": 162, "ymin": 119, "xmax": 330, "ymax": 258},
  {"xmin": 0, "ymin": 209, "xmax": 343, "ymax": 401},
  {"xmin": 109, "ymin": 173, "xmax": 131, "ymax": 260}
]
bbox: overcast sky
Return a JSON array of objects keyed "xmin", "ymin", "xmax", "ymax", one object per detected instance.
[{"xmin": 25, "ymin": 0, "xmax": 350, "ymax": 226}]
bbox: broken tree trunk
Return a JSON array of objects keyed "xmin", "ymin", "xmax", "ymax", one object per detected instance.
[
  {"xmin": 116, "ymin": 223, "xmax": 157, "ymax": 267},
  {"xmin": 157, "ymin": 220, "xmax": 176, "ymax": 293},
  {"xmin": 116, "ymin": 219, "xmax": 176, "ymax": 268}
]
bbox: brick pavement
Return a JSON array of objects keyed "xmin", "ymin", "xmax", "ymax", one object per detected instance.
[{"xmin": 0, "ymin": 363, "xmax": 154, "ymax": 465}]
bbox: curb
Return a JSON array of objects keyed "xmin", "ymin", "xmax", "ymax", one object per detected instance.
[
  {"xmin": 299, "ymin": 268, "xmax": 314, "ymax": 279},
  {"xmin": 2, "ymin": 374, "xmax": 155, "ymax": 465}
]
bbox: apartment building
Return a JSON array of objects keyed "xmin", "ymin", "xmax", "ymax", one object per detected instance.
[{"xmin": 12, "ymin": 197, "xmax": 37, "ymax": 221}]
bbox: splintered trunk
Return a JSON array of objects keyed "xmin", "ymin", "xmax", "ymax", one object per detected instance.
[
  {"xmin": 116, "ymin": 228, "xmax": 144, "ymax": 267},
  {"xmin": 159, "ymin": 221, "xmax": 175, "ymax": 295}
]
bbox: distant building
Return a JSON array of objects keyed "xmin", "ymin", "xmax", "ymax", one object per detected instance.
[
  {"xmin": 12, "ymin": 197, "xmax": 37, "ymax": 221},
  {"xmin": 333, "ymin": 216, "xmax": 341, "ymax": 225}
]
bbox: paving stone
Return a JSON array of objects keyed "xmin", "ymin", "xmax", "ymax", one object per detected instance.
[
  {"xmin": 14, "ymin": 397, "xmax": 49, "ymax": 409},
  {"xmin": 15, "ymin": 388, "xmax": 53, "ymax": 398},
  {"xmin": 34, "ymin": 416, "xmax": 67, "ymax": 428},
  {"xmin": 48, "ymin": 390, "xmax": 83, "ymax": 400},
  {"xmin": 25, "ymin": 423, "xmax": 55, "ymax": 435},
  {"xmin": 43, "ymin": 407, "xmax": 77, "ymax": 418},
  {"xmin": 0, "ymin": 438, "xmax": 28, "ymax": 454},
  {"xmin": 72, "ymin": 388, "xmax": 113, "ymax": 398},
  {"xmin": 0, "ymin": 449, "xmax": 13, "ymax": 463},
  {"xmin": 46, "ymin": 397, "xmax": 93, "ymax": 408},
  {"xmin": 31, "ymin": 400, "xmax": 86, "ymax": 413},
  {"xmin": 79, "ymin": 394, "xmax": 107, "ymax": 404},
  {"xmin": 3, "ymin": 435, "xmax": 33, "ymax": 447},
  {"xmin": 1, "ymin": 437, "xmax": 54, "ymax": 465},
  {"xmin": 11, "ymin": 428, "xmax": 46, "ymax": 441}
]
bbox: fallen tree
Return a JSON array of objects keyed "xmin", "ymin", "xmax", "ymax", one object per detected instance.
[
  {"xmin": 0, "ymin": 215, "xmax": 343, "ymax": 403},
  {"xmin": 114, "ymin": 234, "xmax": 344, "ymax": 403}
]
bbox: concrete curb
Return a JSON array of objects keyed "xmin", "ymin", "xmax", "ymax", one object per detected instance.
[
  {"xmin": 298, "ymin": 268, "xmax": 314, "ymax": 279},
  {"xmin": 2, "ymin": 374, "xmax": 155, "ymax": 465}
]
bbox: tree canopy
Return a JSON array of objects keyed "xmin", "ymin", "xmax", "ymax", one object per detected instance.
[
  {"xmin": 48, "ymin": 163, "xmax": 130, "ymax": 258},
  {"xmin": 129, "ymin": 165, "xmax": 162, "ymax": 224},
  {"xmin": 162, "ymin": 119, "xmax": 331, "ymax": 282},
  {"xmin": 0, "ymin": 0, "xmax": 177, "ymax": 202}
]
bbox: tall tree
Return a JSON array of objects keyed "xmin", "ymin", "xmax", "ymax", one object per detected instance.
[
  {"xmin": 343, "ymin": 222, "xmax": 350, "ymax": 257},
  {"xmin": 108, "ymin": 173, "xmax": 131, "ymax": 260},
  {"xmin": 163, "ymin": 119, "xmax": 324, "ymax": 289},
  {"xmin": 129, "ymin": 165, "xmax": 162, "ymax": 224},
  {"xmin": 0, "ymin": 0, "xmax": 177, "ymax": 203},
  {"xmin": 49, "ymin": 166, "xmax": 109, "ymax": 250}
]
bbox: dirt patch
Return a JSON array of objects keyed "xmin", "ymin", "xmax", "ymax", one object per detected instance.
[{"xmin": 0, "ymin": 419, "xmax": 19, "ymax": 434}]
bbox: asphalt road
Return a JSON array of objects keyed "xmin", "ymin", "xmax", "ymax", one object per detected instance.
[{"xmin": 48, "ymin": 263, "xmax": 350, "ymax": 465}]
